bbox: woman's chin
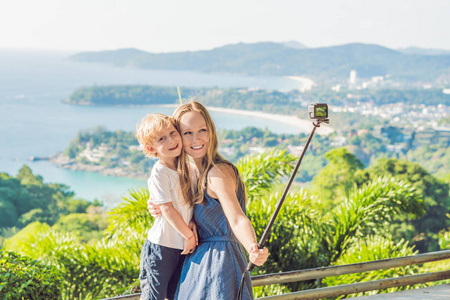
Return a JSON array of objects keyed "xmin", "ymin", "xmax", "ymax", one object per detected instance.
[{"xmin": 186, "ymin": 150, "xmax": 206, "ymax": 159}]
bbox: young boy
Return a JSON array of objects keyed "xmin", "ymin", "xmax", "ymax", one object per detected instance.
[{"xmin": 135, "ymin": 113, "xmax": 196, "ymax": 300}]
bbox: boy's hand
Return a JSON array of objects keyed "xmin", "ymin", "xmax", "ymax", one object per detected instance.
[
  {"xmin": 188, "ymin": 220, "xmax": 198, "ymax": 246},
  {"xmin": 181, "ymin": 232, "xmax": 196, "ymax": 255},
  {"xmin": 147, "ymin": 197, "xmax": 161, "ymax": 217}
]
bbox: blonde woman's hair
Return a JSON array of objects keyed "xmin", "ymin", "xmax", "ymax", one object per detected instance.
[
  {"xmin": 172, "ymin": 101, "xmax": 246, "ymax": 205},
  {"xmin": 135, "ymin": 113, "xmax": 173, "ymax": 157}
]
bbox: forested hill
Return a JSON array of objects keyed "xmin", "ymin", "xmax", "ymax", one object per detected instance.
[
  {"xmin": 66, "ymin": 85, "xmax": 450, "ymax": 109},
  {"xmin": 68, "ymin": 42, "xmax": 450, "ymax": 81}
]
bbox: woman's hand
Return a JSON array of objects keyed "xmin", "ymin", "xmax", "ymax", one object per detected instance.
[
  {"xmin": 188, "ymin": 220, "xmax": 199, "ymax": 246},
  {"xmin": 249, "ymin": 243, "xmax": 269, "ymax": 266},
  {"xmin": 147, "ymin": 198, "xmax": 161, "ymax": 217}
]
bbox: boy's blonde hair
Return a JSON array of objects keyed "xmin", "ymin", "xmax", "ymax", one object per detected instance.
[{"xmin": 135, "ymin": 113, "xmax": 174, "ymax": 157}]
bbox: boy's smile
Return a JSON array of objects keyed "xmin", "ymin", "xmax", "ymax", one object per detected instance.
[
  {"xmin": 169, "ymin": 144, "xmax": 179, "ymax": 151},
  {"xmin": 148, "ymin": 124, "xmax": 182, "ymax": 169}
]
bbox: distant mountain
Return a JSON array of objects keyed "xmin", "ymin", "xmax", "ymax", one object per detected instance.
[
  {"xmin": 281, "ymin": 41, "xmax": 307, "ymax": 49},
  {"xmin": 67, "ymin": 48, "xmax": 149, "ymax": 67},
  {"xmin": 398, "ymin": 47, "xmax": 450, "ymax": 56},
  {"xmin": 68, "ymin": 42, "xmax": 450, "ymax": 81}
]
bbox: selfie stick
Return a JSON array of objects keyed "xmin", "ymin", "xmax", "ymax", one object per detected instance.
[{"xmin": 236, "ymin": 118, "xmax": 329, "ymax": 300}]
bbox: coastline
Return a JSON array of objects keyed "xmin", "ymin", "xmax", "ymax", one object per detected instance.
[
  {"xmin": 49, "ymin": 153, "xmax": 148, "ymax": 179},
  {"xmin": 206, "ymin": 106, "xmax": 334, "ymax": 135},
  {"xmin": 49, "ymin": 104, "xmax": 333, "ymax": 179},
  {"xmin": 284, "ymin": 76, "xmax": 316, "ymax": 92}
]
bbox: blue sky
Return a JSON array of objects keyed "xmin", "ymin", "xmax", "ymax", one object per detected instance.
[{"xmin": 1, "ymin": 0, "xmax": 449, "ymax": 52}]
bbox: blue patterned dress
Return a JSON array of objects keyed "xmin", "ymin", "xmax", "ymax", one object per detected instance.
[{"xmin": 174, "ymin": 176, "xmax": 254, "ymax": 300}]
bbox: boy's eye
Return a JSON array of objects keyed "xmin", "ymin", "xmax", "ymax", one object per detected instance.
[
  {"xmin": 170, "ymin": 131, "xmax": 176, "ymax": 135},
  {"xmin": 159, "ymin": 136, "xmax": 164, "ymax": 141}
]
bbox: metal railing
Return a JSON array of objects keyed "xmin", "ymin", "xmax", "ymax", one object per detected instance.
[{"xmin": 102, "ymin": 250, "xmax": 450, "ymax": 300}]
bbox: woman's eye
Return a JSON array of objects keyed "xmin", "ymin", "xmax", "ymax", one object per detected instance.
[
  {"xmin": 183, "ymin": 131, "xmax": 192, "ymax": 135},
  {"xmin": 170, "ymin": 131, "xmax": 176, "ymax": 135},
  {"xmin": 200, "ymin": 128, "xmax": 206, "ymax": 133}
]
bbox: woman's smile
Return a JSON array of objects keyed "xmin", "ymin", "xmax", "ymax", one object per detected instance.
[{"xmin": 191, "ymin": 145, "xmax": 204, "ymax": 150}]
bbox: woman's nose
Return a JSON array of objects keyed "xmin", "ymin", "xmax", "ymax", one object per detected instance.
[{"xmin": 193, "ymin": 133, "xmax": 201, "ymax": 143}]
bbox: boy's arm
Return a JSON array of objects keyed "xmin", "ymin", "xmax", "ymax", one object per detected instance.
[{"xmin": 159, "ymin": 202, "xmax": 196, "ymax": 254}]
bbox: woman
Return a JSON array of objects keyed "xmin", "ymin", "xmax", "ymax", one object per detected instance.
[{"xmin": 149, "ymin": 101, "xmax": 268, "ymax": 299}]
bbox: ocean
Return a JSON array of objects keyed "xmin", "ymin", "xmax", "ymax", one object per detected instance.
[{"xmin": 0, "ymin": 49, "xmax": 306, "ymax": 206}]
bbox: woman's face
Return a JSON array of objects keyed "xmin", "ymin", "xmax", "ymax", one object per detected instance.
[{"xmin": 178, "ymin": 111, "xmax": 209, "ymax": 161}]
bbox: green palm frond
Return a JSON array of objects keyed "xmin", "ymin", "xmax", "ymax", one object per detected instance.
[
  {"xmin": 106, "ymin": 187, "xmax": 152, "ymax": 238},
  {"xmin": 248, "ymin": 189, "xmax": 325, "ymax": 274},
  {"xmin": 326, "ymin": 177, "xmax": 423, "ymax": 261},
  {"xmin": 236, "ymin": 149, "xmax": 296, "ymax": 203}
]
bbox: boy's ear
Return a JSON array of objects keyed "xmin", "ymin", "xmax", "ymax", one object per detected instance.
[{"xmin": 146, "ymin": 145, "xmax": 157, "ymax": 154}]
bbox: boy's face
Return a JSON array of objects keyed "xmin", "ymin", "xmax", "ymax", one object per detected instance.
[{"xmin": 148, "ymin": 124, "xmax": 182, "ymax": 159}]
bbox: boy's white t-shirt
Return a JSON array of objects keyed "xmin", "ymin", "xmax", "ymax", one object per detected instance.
[{"xmin": 147, "ymin": 161, "xmax": 194, "ymax": 250}]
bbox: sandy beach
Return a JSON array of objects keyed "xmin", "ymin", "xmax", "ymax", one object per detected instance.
[
  {"xmin": 284, "ymin": 76, "xmax": 316, "ymax": 92},
  {"xmin": 206, "ymin": 106, "xmax": 333, "ymax": 135}
]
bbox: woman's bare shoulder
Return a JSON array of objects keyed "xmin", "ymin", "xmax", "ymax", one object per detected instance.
[{"xmin": 208, "ymin": 162, "xmax": 237, "ymax": 181}]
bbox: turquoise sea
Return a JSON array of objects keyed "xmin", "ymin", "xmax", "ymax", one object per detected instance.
[{"xmin": 0, "ymin": 49, "xmax": 306, "ymax": 206}]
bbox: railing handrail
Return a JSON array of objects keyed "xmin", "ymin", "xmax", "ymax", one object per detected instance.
[
  {"xmin": 101, "ymin": 250, "xmax": 450, "ymax": 300},
  {"xmin": 252, "ymin": 249, "xmax": 450, "ymax": 286},
  {"xmin": 256, "ymin": 270, "xmax": 450, "ymax": 300}
]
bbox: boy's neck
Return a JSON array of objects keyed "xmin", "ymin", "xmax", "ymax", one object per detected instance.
[{"xmin": 159, "ymin": 157, "xmax": 177, "ymax": 171}]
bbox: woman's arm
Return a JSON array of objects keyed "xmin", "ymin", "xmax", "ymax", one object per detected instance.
[{"xmin": 208, "ymin": 164, "xmax": 269, "ymax": 266}]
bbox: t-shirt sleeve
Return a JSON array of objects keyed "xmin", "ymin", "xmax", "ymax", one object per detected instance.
[{"xmin": 148, "ymin": 171, "xmax": 173, "ymax": 204}]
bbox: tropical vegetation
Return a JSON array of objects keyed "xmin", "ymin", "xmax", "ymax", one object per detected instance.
[
  {"xmin": 0, "ymin": 165, "xmax": 100, "ymax": 232},
  {"xmin": 1, "ymin": 149, "xmax": 449, "ymax": 299}
]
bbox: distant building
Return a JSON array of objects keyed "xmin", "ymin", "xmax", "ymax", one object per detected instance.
[
  {"xmin": 375, "ymin": 125, "xmax": 450, "ymax": 150},
  {"xmin": 386, "ymin": 143, "xmax": 408, "ymax": 153},
  {"xmin": 79, "ymin": 142, "xmax": 110, "ymax": 163},
  {"xmin": 248, "ymin": 146, "xmax": 265, "ymax": 154},
  {"xmin": 331, "ymin": 136, "xmax": 347, "ymax": 148},
  {"xmin": 412, "ymin": 127, "xmax": 450, "ymax": 148},
  {"xmin": 219, "ymin": 147, "xmax": 235, "ymax": 157},
  {"xmin": 349, "ymin": 70, "xmax": 357, "ymax": 89},
  {"xmin": 287, "ymin": 145, "xmax": 305, "ymax": 156}
]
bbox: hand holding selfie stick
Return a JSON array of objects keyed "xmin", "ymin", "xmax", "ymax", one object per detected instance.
[{"xmin": 236, "ymin": 104, "xmax": 329, "ymax": 300}]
